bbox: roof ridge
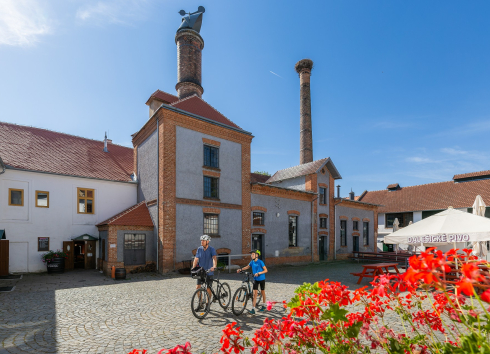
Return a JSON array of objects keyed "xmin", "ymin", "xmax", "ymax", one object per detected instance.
[
  {"xmin": 154, "ymin": 89, "xmax": 178, "ymax": 100},
  {"xmin": 453, "ymin": 169, "xmax": 490, "ymax": 179},
  {"xmin": 365, "ymin": 179, "xmax": 455, "ymax": 194},
  {"xmin": 0, "ymin": 121, "xmax": 132, "ymax": 150},
  {"xmin": 274, "ymin": 157, "xmax": 329, "ymax": 173},
  {"xmin": 169, "ymin": 93, "xmax": 199, "ymax": 106},
  {"xmin": 100, "ymin": 200, "xmax": 147, "ymax": 225}
]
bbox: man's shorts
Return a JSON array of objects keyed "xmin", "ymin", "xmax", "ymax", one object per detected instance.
[
  {"xmin": 253, "ymin": 280, "xmax": 265, "ymax": 291},
  {"xmin": 197, "ymin": 275, "xmax": 213, "ymax": 287}
]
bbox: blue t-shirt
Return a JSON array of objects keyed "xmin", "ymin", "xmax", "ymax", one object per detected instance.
[
  {"xmin": 196, "ymin": 246, "xmax": 217, "ymax": 275},
  {"xmin": 249, "ymin": 259, "xmax": 266, "ymax": 281}
]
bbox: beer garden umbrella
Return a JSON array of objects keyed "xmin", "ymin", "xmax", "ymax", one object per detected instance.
[{"xmin": 471, "ymin": 195, "xmax": 489, "ymax": 258}]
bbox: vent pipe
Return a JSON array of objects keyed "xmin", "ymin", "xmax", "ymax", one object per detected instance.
[
  {"xmin": 103, "ymin": 132, "xmax": 108, "ymax": 153},
  {"xmin": 336, "ymin": 185, "xmax": 341, "ymax": 198},
  {"xmin": 349, "ymin": 189, "xmax": 355, "ymax": 201}
]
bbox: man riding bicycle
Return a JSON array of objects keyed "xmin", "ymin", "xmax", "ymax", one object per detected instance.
[{"xmin": 192, "ymin": 235, "xmax": 217, "ymax": 306}]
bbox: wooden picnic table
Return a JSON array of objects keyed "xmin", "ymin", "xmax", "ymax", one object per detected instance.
[{"xmin": 351, "ymin": 262, "xmax": 400, "ymax": 284}]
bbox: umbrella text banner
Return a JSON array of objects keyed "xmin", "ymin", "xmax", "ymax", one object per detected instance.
[{"xmin": 408, "ymin": 234, "xmax": 470, "ymax": 244}]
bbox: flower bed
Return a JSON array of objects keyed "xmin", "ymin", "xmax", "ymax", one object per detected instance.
[{"xmin": 129, "ymin": 248, "xmax": 490, "ymax": 353}]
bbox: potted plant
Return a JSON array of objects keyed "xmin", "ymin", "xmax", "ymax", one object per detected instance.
[{"xmin": 41, "ymin": 249, "xmax": 68, "ymax": 274}]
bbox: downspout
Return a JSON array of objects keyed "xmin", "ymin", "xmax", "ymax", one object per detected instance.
[
  {"xmin": 0, "ymin": 156, "xmax": 5, "ymax": 175},
  {"xmin": 310, "ymin": 195, "xmax": 319, "ymax": 262},
  {"xmin": 334, "ymin": 199, "xmax": 342, "ymax": 260},
  {"xmin": 156, "ymin": 118, "xmax": 159, "ymax": 272}
]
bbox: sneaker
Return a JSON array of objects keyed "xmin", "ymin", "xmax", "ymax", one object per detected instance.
[
  {"xmin": 248, "ymin": 309, "xmax": 256, "ymax": 315},
  {"xmin": 258, "ymin": 306, "xmax": 266, "ymax": 312}
]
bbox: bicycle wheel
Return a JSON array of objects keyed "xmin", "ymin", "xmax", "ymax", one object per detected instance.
[
  {"xmin": 218, "ymin": 282, "xmax": 231, "ymax": 310},
  {"xmin": 232, "ymin": 286, "xmax": 248, "ymax": 316},
  {"xmin": 191, "ymin": 288, "xmax": 211, "ymax": 319}
]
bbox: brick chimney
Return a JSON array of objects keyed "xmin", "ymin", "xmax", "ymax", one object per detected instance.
[
  {"xmin": 175, "ymin": 12, "xmax": 205, "ymax": 99},
  {"xmin": 295, "ymin": 59, "xmax": 314, "ymax": 164}
]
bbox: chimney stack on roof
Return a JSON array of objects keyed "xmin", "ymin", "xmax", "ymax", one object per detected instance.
[
  {"xmin": 103, "ymin": 132, "xmax": 109, "ymax": 153},
  {"xmin": 349, "ymin": 189, "xmax": 355, "ymax": 201},
  {"xmin": 175, "ymin": 7, "xmax": 206, "ymax": 99},
  {"xmin": 295, "ymin": 59, "xmax": 314, "ymax": 165}
]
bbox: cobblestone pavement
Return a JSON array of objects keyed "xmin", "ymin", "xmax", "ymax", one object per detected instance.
[{"xmin": 0, "ymin": 261, "xmax": 393, "ymax": 354}]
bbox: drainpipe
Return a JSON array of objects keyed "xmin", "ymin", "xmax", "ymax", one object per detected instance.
[
  {"xmin": 156, "ymin": 118, "xmax": 159, "ymax": 272},
  {"xmin": 0, "ymin": 156, "xmax": 5, "ymax": 175},
  {"xmin": 310, "ymin": 195, "xmax": 319, "ymax": 262},
  {"xmin": 334, "ymin": 199, "xmax": 342, "ymax": 260}
]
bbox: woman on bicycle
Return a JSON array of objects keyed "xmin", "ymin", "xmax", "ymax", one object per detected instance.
[{"xmin": 237, "ymin": 249, "xmax": 267, "ymax": 315}]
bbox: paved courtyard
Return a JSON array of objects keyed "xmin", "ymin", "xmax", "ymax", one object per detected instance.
[{"xmin": 1, "ymin": 261, "xmax": 385, "ymax": 354}]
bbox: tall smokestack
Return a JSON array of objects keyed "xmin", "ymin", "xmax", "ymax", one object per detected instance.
[
  {"xmin": 175, "ymin": 7, "xmax": 205, "ymax": 99},
  {"xmin": 295, "ymin": 59, "xmax": 314, "ymax": 164}
]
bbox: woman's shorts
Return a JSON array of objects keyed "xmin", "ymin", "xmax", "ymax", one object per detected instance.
[{"xmin": 253, "ymin": 280, "xmax": 265, "ymax": 291}]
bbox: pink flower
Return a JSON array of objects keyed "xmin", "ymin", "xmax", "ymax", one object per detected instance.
[{"xmin": 266, "ymin": 301, "xmax": 273, "ymax": 310}]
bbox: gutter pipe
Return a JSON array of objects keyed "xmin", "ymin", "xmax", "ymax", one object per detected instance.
[{"xmin": 0, "ymin": 156, "xmax": 5, "ymax": 175}]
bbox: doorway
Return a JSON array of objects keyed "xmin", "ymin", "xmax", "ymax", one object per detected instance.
[
  {"xmin": 251, "ymin": 234, "xmax": 264, "ymax": 261},
  {"xmin": 63, "ymin": 241, "xmax": 74, "ymax": 270},
  {"xmin": 353, "ymin": 236, "xmax": 360, "ymax": 252},
  {"xmin": 124, "ymin": 233, "xmax": 146, "ymax": 266},
  {"xmin": 73, "ymin": 241, "xmax": 96, "ymax": 269},
  {"xmin": 319, "ymin": 236, "xmax": 328, "ymax": 261}
]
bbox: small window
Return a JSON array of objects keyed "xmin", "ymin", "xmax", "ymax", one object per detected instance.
[
  {"xmin": 253, "ymin": 212, "xmax": 264, "ymax": 226},
  {"xmin": 77, "ymin": 188, "xmax": 94, "ymax": 214},
  {"xmin": 353, "ymin": 220, "xmax": 359, "ymax": 231},
  {"xmin": 319, "ymin": 187, "xmax": 327, "ymax": 205},
  {"xmin": 340, "ymin": 220, "xmax": 347, "ymax": 246},
  {"xmin": 363, "ymin": 222, "xmax": 369, "ymax": 245},
  {"xmin": 288, "ymin": 216, "xmax": 298, "ymax": 247},
  {"xmin": 8, "ymin": 188, "xmax": 24, "ymax": 206},
  {"xmin": 204, "ymin": 214, "xmax": 219, "ymax": 235},
  {"xmin": 203, "ymin": 176, "xmax": 219, "ymax": 199},
  {"xmin": 36, "ymin": 191, "xmax": 49, "ymax": 208},
  {"xmin": 204, "ymin": 145, "xmax": 219, "ymax": 168},
  {"xmin": 320, "ymin": 217, "xmax": 327, "ymax": 229}
]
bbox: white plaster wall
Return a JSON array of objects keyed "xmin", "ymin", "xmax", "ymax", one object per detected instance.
[
  {"xmin": 413, "ymin": 211, "xmax": 422, "ymax": 223},
  {"xmin": 0, "ymin": 169, "xmax": 137, "ymax": 272},
  {"xmin": 378, "ymin": 213, "xmax": 385, "ymax": 229}
]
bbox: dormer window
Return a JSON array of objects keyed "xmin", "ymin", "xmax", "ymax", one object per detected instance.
[{"xmin": 387, "ymin": 183, "xmax": 400, "ymax": 191}]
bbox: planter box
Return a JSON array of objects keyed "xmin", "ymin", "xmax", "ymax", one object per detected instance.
[{"xmin": 47, "ymin": 258, "xmax": 65, "ymax": 274}]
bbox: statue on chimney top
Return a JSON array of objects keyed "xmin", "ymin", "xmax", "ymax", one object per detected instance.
[{"xmin": 178, "ymin": 6, "xmax": 205, "ymax": 33}]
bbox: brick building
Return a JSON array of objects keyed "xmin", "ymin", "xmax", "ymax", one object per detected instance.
[{"xmin": 0, "ymin": 8, "xmax": 379, "ymax": 274}]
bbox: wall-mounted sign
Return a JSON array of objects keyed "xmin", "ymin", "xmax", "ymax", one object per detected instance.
[
  {"xmin": 38, "ymin": 237, "xmax": 49, "ymax": 252},
  {"xmin": 83, "ymin": 236, "xmax": 89, "ymax": 240},
  {"xmin": 110, "ymin": 244, "xmax": 116, "ymax": 248},
  {"xmin": 407, "ymin": 234, "xmax": 470, "ymax": 244}
]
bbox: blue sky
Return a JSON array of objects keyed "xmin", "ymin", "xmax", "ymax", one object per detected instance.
[{"xmin": 1, "ymin": 0, "xmax": 490, "ymax": 196}]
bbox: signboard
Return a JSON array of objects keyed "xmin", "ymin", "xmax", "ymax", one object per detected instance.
[
  {"xmin": 407, "ymin": 234, "xmax": 470, "ymax": 244},
  {"xmin": 38, "ymin": 237, "xmax": 49, "ymax": 251}
]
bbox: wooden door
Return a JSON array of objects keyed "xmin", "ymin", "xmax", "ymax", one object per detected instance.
[
  {"xmin": 0, "ymin": 240, "xmax": 9, "ymax": 276},
  {"xmin": 251, "ymin": 234, "xmax": 264, "ymax": 261},
  {"xmin": 353, "ymin": 236, "xmax": 360, "ymax": 252},
  {"xmin": 63, "ymin": 241, "xmax": 74, "ymax": 270},
  {"xmin": 85, "ymin": 241, "xmax": 96, "ymax": 269},
  {"xmin": 319, "ymin": 237, "xmax": 325, "ymax": 261}
]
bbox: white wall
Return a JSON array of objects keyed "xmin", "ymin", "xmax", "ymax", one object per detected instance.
[
  {"xmin": 413, "ymin": 211, "xmax": 422, "ymax": 223},
  {"xmin": 0, "ymin": 169, "xmax": 137, "ymax": 272},
  {"xmin": 378, "ymin": 213, "xmax": 385, "ymax": 229}
]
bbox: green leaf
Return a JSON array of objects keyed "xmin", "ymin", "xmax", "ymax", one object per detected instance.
[{"xmin": 346, "ymin": 321, "xmax": 363, "ymax": 338}]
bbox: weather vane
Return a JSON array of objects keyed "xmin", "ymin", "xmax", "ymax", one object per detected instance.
[{"xmin": 177, "ymin": 6, "xmax": 205, "ymax": 33}]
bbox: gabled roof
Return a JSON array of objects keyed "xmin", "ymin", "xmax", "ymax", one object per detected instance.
[
  {"xmin": 169, "ymin": 94, "xmax": 242, "ymax": 129},
  {"xmin": 359, "ymin": 178, "xmax": 490, "ymax": 214},
  {"xmin": 96, "ymin": 201, "xmax": 154, "ymax": 227},
  {"xmin": 146, "ymin": 89, "xmax": 179, "ymax": 105},
  {"xmin": 0, "ymin": 122, "xmax": 134, "ymax": 182},
  {"xmin": 266, "ymin": 158, "xmax": 342, "ymax": 183},
  {"xmin": 250, "ymin": 173, "xmax": 270, "ymax": 184},
  {"xmin": 453, "ymin": 169, "xmax": 490, "ymax": 181}
]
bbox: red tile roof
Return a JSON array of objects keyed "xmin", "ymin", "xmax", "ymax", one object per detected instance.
[
  {"xmin": 146, "ymin": 89, "xmax": 179, "ymax": 105},
  {"xmin": 97, "ymin": 201, "xmax": 154, "ymax": 227},
  {"xmin": 359, "ymin": 179, "xmax": 490, "ymax": 213},
  {"xmin": 170, "ymin": 94, "xmax": 242, "ymax": 129},
  {"xmin": 0, "ymin": 122, "xmax": 134, "ymax": 182},
  {"xmin": 250, "ymin": 173, "xmax": 270, "ymax": 184},
  {"xmin": 453, "ymin": 170, "xmax": 490, "ymax": 180}
]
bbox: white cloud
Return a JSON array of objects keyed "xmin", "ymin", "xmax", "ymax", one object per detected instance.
[
  {"xmin": 406, "ymin": 157, "xmax": 434, "ymax": 163},
  {"xmin": 0, "ymin": 0, "xmax": 52, "ymax": 47},
  {"xmin": 76, "ymin": 0, "xmax": 149, "ymax": 26}
]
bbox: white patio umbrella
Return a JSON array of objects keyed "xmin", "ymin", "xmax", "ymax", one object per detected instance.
[
  {"xmin": 471, "ymin": 195, "xmax": 488, "ymax": 258},
  {"xmin": 384, "ymin": 206, "xmax": 490, "ymax": 246}
]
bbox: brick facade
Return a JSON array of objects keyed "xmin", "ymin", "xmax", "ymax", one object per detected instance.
[
  {"xmin": 295, "ymin": 59, "xmax": 314, "ymax": 165},
  {"xmin": 175, "ymin": 29, "xmax": 204, "ymax": 99}
]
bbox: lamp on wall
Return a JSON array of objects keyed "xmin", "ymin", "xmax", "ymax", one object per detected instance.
[{"xmin": 276, "ymin": 213, "xmax": 280, "ymax": 217}]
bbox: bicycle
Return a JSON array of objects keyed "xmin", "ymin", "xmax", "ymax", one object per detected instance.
[
  {"xmin": 190, "ymin": 267, "xmax": 231, "ymax": 319},
  {"xmin": 231, "ymin": 270, "xmax": 263, "ymax": 316}
]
